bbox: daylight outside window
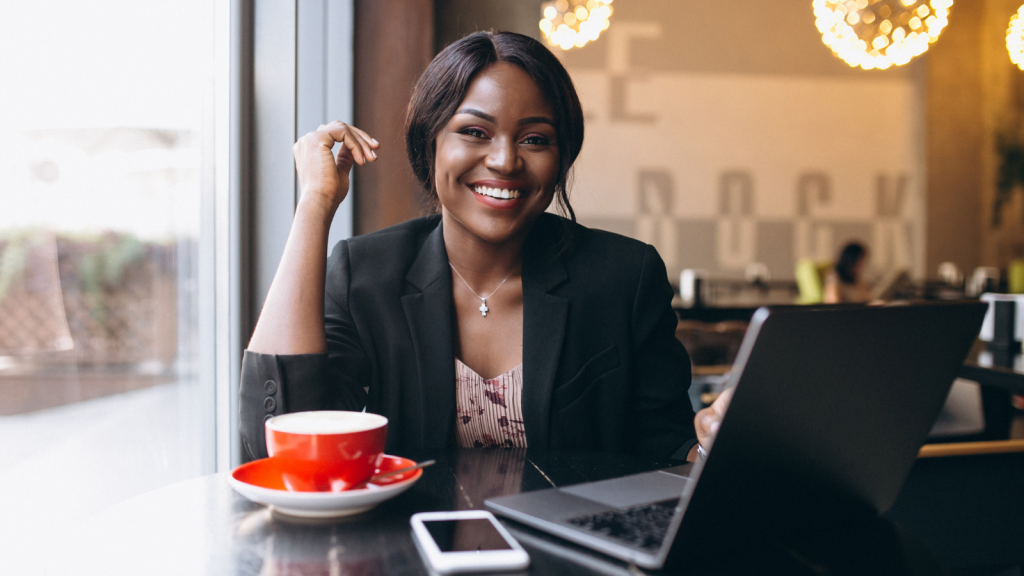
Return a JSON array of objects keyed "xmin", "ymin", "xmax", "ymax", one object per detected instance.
[{"xmin": 0, "ymin": 1, "xmax": 218, "ymax": 572}]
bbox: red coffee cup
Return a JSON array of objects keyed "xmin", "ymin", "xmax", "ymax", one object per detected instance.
[{"xmin": 265, "ymin": 411, "xmax": 388, "ymax": 492}]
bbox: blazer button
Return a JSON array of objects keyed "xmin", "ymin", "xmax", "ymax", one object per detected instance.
[
  {"xmin": 264, "ymin": 380, "xmax": 278, "ymax": 395},
  {"xmin": 264, "ymin": 414, "xmax": 274, "ymax": 423},
  {"xmin": 264, "ymin": 397, "xmax": 277, "ymax": 412}
]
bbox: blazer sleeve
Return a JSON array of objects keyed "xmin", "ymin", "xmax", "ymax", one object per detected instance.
[
  {"xmin": 238, "ymin": 240, "xmax": 370, "ymax": 461},
  {"xmin": 627, "ymin": 244, "xmax": 698, "ymax": 459}
]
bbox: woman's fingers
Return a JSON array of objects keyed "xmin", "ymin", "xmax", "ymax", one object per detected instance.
[
  {"xmin": 292, "ymin": 122, "xmax": 378, "ymax": 211},
  {"xmin": 321, "ymin": 119, "xmax": 377, "ymax": 147},
  {"xmin": 713, "ymin": 386, "xmax": 734, "ymax": 412},
  {"xmin": 335, "ymin": 128, "xmax": 369, "ymax": 165},
  {"xmin": 710, "ymin": 387, "xmax": 735, "ymax": 430},
  {"xmin": 703, "ymin": 411, "xmax": 720, "ymax": 435},
  {"xmin": 350, "ymin": 126, "xmax": 380, "ymax": 150},
  {"xmin": 694, "ymin": 387, "xmax": 735, "ymax": 449},
  {"xmin": 696, "ymin": 408, "xmax": 719, "ymax": 437},
  {"xmin": 321, "ymin": 122, "xmax": 378, "ymax": 165}
]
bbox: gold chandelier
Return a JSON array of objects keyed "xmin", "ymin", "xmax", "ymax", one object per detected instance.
[
  {"xmin": 539, "ymin": 0, "xmax": 613, "ymax": 51},
  {"xmin": 813, "ymin": 0, "xmax": 953, "ymax": 70},
  {"xmin": 1007, "ymin": 5, "xmax": 1024, "ymax": 70}
]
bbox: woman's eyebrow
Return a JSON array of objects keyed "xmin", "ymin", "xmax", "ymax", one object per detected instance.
[
  {"xmin": 455, "ymin": 108, "xmax": 554, "ymax": 127},
  {"xmin": 455, "ymin": 108, "xmax": 496, "ymax": 122},
  {"xmin": 518, "ymin": 116, "xmax": 554, "ymax": 127}
]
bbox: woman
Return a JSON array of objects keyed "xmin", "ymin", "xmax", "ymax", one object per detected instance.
[
  {"xmin": 240, "ymin": 31, "xmax": 717, "ymax": 462},
  {"xmin": 824, "ymin": 242, "xmax": 872, "ymax": 304}
]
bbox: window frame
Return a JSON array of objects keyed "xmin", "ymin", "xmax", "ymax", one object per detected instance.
[{"xmin": 219, "ymin": 0, "xmax": 354, "ymax": 470}]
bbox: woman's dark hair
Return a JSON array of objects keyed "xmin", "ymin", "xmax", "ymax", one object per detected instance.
[
  {"xmin": 405, "ymin": 31, "xmax": 584, "ymax": 222},
  {"xmin": 835, "ymin": 242, "xmax": 867, "ymax": 284}
]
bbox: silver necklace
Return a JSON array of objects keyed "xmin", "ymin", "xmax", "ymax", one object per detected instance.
[{"xmin": 449, "ymin": 263, "xmax": 512, "ymax": 317}]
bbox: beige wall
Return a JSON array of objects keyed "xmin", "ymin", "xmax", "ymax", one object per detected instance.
[{"xmin": 559, "ymin": 0, "xmax": 924, "ymax": 281}]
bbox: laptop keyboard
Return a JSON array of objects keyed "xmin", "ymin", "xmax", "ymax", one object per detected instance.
[{"xmin": 566, "ymin": 498, "xmax": 679, "ymax": 551}]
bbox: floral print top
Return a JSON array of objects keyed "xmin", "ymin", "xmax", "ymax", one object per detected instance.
[{"xmin": 454, "ymin": 358, "xmax": 527, "ymax": 448}]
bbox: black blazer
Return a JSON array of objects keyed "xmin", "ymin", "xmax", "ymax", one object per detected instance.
[{"xmin": 240, "ymin": 214, "xmax": 696, "ymax": 460}]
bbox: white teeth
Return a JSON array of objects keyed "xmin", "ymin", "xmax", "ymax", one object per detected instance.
[{"xmin": 472, "ymin": 185, "xmax": 520, "ymax": 200}]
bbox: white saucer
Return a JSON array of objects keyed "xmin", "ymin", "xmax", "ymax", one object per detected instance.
[{"xmin": 229, "ymin": 455, "xmax": 423, "ymax": 518}]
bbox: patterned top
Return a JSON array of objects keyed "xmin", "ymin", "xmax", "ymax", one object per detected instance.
[{"xmin": 455, "ymin": 358, "xmax": 527, "ymax": 448}]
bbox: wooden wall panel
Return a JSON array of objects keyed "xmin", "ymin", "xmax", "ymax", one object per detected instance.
[
  {"xmin": 353, "ymin": 0, "xmax": 434, "ymax": 235},
  {"xmin": 925, "ymin": 0, "xmax": 983, "ymax": 275}
]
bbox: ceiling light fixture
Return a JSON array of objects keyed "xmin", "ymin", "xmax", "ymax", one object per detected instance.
[
  {"xmin": 1007, "ymin": 5, "xmax": 1024, "ymax": 70},
  {"xmin": 813, "ymin": 0, "xmax": 953, "ymax": 70},
  {"xmin": 539, "ymin": 0, "xmax": 613, "ymax": 51}
]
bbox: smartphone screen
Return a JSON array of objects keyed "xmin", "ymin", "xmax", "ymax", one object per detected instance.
[{"xmin": 422, "ymin": 518, "xmax": 513, "ymax": 553}]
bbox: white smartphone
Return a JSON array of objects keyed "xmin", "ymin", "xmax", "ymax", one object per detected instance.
[{"xmin": 410, "ymin": 510, "xmax": 530, "ymax": 574}]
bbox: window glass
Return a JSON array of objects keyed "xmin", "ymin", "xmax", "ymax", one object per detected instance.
[{"xmin": 0, "ymin": 0, "xmax": 215, "ymax": 572}]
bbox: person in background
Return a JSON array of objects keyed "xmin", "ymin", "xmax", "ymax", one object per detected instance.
[{"xmin": 824, "ymin": 241, "xmax": 872, "ymax": 304}]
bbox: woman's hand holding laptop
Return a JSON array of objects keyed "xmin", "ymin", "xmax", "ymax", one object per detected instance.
[{"xmin": 695, "ymin": 387, "xmax": 734, "ymax": 451}]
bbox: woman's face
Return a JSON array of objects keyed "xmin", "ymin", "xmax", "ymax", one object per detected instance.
[
  {"xmin": 434, "ymin": 62, "xmax": 560, "ymax": 246},
  {"xmin": 854, "ymin": 252, "xmax": 869, "ymax": 279}
]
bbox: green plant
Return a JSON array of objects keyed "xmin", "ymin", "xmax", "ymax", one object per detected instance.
[
  {"xmin": 76, "ymin": 234, "xmax": 146, "ymax": 324},
  {"xmin": 0, "ymin": 230, "xmax": 151, "ymax": 321}
]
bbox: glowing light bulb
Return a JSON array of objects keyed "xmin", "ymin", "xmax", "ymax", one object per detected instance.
[
  {"xmin": 813, "ymin": 0, "xmax": 953, "ymax": 70},
  {"xmin": 539, "ymin": 0, "xmax": 614, "ymax": 51},
  {"xmin": 1006, "ymin": 5, "xmax": 1024, "ymax": 71}
]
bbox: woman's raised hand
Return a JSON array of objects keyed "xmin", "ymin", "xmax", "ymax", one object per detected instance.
[
  {"xmin": 249, "ymin": 122, "xmax": 379, "ymax": 356},
  {"xmin": 293, "ymin": 121, "xmax": 379, "ymax": 216}
]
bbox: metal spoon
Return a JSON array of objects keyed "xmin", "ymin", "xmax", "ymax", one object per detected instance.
[{"xmin": 350, "ymin": 459, "xmax": 435, "ymax": 490}]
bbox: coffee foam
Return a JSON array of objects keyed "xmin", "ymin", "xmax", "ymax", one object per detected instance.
[{"xmin": 268, "ymin": 411, "xmax": 387, "ymax": 435}]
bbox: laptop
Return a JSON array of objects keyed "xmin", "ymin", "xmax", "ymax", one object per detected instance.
[{"xmin": 485, "ymin": 301, "xmax": 987, "ymax": 569}]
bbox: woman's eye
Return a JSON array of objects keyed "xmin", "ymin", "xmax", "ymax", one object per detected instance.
[
  {"xmin": 460, "ymin": 128, "xmax": 487, "ymax": 138},
  {"xmin": 521, "ymin": 135, "xmax": 551, "ymax": 146}
]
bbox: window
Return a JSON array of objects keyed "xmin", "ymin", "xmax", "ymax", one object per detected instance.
[{"xmin": 0, "ymin": 1, "xmax": 218, "ymax": 572}]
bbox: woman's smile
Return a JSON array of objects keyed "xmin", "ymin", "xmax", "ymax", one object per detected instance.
[{"xmin": 468, "ymin": 178, "xmax": 526, "ymax": 209}]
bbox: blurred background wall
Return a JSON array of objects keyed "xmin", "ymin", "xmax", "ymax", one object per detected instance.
[
  {"xmin": 358, "ymin": 0, "xmax": 1024, "ymax": 283},
  {"xmin": 548, "ymin": 0, "xmax": 923, "ymax": 282}
]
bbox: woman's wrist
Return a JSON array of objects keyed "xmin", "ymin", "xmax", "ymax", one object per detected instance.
[{"xmin": 295, "ymin": 192, "xmax": 339, "ymax": 227}]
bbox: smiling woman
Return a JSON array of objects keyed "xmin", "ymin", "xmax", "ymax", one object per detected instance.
[
  {"xmin": 240, "ymin": 31, "xmax": 700, "ymax": 461},
  {"xmin": 434, "ymin": 64, "xmax": 561, "ymax": 248}
]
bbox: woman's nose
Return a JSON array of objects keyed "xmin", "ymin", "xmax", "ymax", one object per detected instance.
[{"xmin": 484, "ymin": 138, "xmax": 519, "ymax": 174}]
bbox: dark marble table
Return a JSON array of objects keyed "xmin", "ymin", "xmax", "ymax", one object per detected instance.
[{"xmin": 50, "ymin": 449, "xmax": 1024, "ymax": 575}]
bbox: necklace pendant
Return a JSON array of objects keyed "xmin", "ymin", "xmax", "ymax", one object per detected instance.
[{"xmin": 479, "ymin": 299, "xmax": 489, "ymax": 317}]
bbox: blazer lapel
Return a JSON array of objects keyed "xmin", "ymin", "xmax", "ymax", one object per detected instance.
[
  {"xmin": 401, "ymin": 222, "xmax": 457, "ymax": 449},
  {"xmin": 521, "ymin": 219, "xmax": 569, "ymax": 450}
]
